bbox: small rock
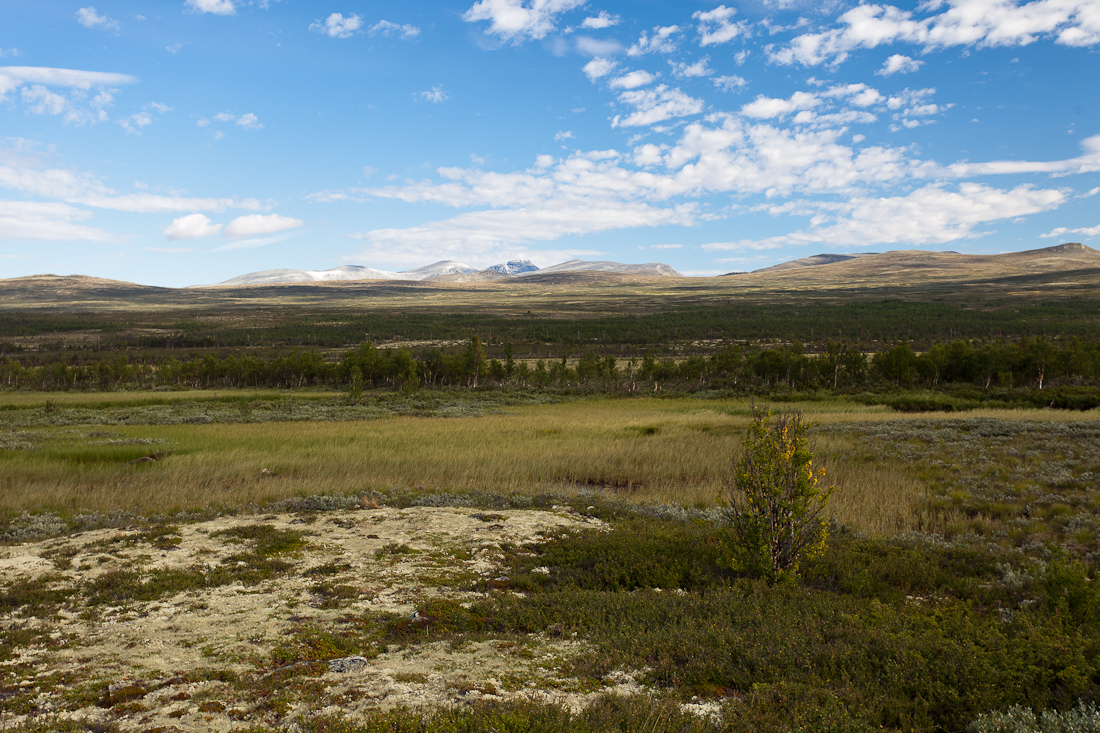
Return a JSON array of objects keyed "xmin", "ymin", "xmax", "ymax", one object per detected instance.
[{"xmin": 327, "ymin": 656, "xmax": 369, "ymax": 673}]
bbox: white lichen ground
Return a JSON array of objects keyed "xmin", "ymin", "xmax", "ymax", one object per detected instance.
[{"xmin": 0, "ymin": 505, "xmax": 659, "ymax": 732}]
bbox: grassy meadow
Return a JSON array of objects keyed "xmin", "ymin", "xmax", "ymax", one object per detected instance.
[{"xmin": 0, "ymin": 393, "xmax": 930, "ymax": 535}]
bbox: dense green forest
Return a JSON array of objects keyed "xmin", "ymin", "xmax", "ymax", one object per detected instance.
[{"xmin": 6, "ymin": 336, "xmax": 1100, "ymax": 410}]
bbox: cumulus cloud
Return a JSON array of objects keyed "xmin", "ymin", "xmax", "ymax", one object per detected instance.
[
  {"xmin": 712, "ymin": 75, "xmax": 748, "ymax": 92},
  {"xmin": 185, "ymin": 0, "xmax": 235, "ymax": 16},
  {"xmin": 310, "ymin": 13, "xmax": 363, "ymax": 38},
  {"xmin": 580, "ymin": 11, "xmax": 620, "ymax": 29},
  {"xmin": 554, "ymin": 130, "xmax": 574, "ymax": 141},
  {"xmin": 224, "ymin": 213, "xmax": 303, "ymax": 238},
  {"xmin": 236, "ymin": 112, "xmax": 262, "ymax": 129},
  {"xmin": 416, "ymin": 86, "xmax": 449, "ymax": 103},
  {"xmin": 0, "ymin": 200, "xmax": 111, "ymax": 241},
  {"xmin": 369, "ymin": 20, "xmax": 421, "ymax": 39},
  {"xmin": 164, "ymin": 213, "xmax": 222, "ymax": 240},
  {"xmin": 627, "ymin": 26, "xmax": 681, "ymax": 56},
  {"xmin": 740, "ymin": 91, "xmax": 820, "ymax": 119},
  {"xmin": 773, "ymin": 0, "xmax": 1100, "ymax": 67},
  {"xmin": 609, "ymin": 70, "xmax": 657, "ymax": 90},
  {"xmin": 877, "ymin": 53, "xmax": 923, "ymax": 75},
  {"xmin": 76, "ymin": 7, "xmax": 120, "ymax": 32},
  {"xmin": 583, "ymin": 57, "xmax": 617, "ymax": 81},
  {"xmin": 612, "ymin": 85, "xmax": 704, "ymax": 127},
  {"xmin": 670, "ymin": 58, "xmax": 712, "ymax": 78},
  {"xmin": 694, "ymin": 6, "xmax": 746, "ymax": 46},
  {"xmin": 463, "ymin": 0, "xmax": 585, "ymax": 43}
]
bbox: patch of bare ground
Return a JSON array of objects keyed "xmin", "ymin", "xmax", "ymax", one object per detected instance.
[{"xmin": 0, "ymin": 506, "xmax": 657, "ymax": 731}]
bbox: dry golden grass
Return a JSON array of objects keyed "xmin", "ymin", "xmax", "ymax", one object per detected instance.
[{"xmin": 0, "ymin": 396, "xmax": 965, "ymax": 537}]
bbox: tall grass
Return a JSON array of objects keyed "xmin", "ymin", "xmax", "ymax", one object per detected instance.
[{"xmin": 0, "ymin": 397, "xmax": 930, "ymax": 536}]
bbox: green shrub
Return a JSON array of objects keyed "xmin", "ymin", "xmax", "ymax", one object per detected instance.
[{"xmin": 720, "ymin": 405, "xmax": 833, "ymax": 581}]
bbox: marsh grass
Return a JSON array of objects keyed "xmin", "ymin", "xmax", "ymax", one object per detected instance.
[{"xmin": 0, "ymin": 397, "xmax": 930, "ymax": 538}]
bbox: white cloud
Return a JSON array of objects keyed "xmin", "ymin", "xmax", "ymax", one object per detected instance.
[
  {"xmin": 119, "ymin": 112, "xmax": 153, "ymax": 134},
  {"xmin": 166, "ymin": 43, "xmax": 183, "ymax": 54},
  {"xmin": 574, "ymin": 36, "xmax": 623, "ymax": 56},
  {"xmin": 164, "ymin": 213, "xmax": 222, "ymax": 240},
  {"xmin": 21, "ymin": 86, "xmax": 67, "ymax": 116},
  {"xmin": 418, "ymin": 85, "xmax": 449, "ymax": 103},
  {"xmin": 212, "ymin": 230, "xmax": 304, "ymax": 251},
  {"xmin": 773, "ymin": 0, "xmax": 1100, "ymax": 67},
  {"xmin": 627, "ymin": 25, "xmax": 681, "ymax": 56},
  {"xmin": 1041, "ymin": 224, "xmax": 1100, "ymax": 238},
  {"xmin": 581, "ymin": 11, "xmax": 620, "ymax": 29},
  {"xmin": 704, "ymin": 183, "xmax": 1067, "ymax": 251},
  {"xmin": 213, "ymin": 112, "xmax": 235, "ymax": 122},
  {"xmin": 609, "ymin": 70, "xmax": 657, "ymax": 90},
  {"xmin": 310, "ymin": 13, "xmax": 363, "ymax": 39},
  {"xmin": 612, "ymin": 85, "xmax": 704, "ymax": 127},
  {"xmin": 369, "ymin": 20, "xmax": 421, "ymax": 39},
  {"xmin": 185, "ymin": 0, "xmax": 235, "ymax": 16},
  {"xmin": 145, "ymin": 101, "xmax": 172, "ymax": 113},
  {"xmin": 76, "ymin": 7, "xmax": 120, "ymax": 32},
  {"xmin": 224, "ymin": 213, "xmax": 304, "ymax": 238},
  {"xmin": 712, "ymin": 75, "xmax": 748, "ymax": 91},
  {"xmin": 353, "ymin": 200, "xmax": 695, "ymax": 262},
  {"xmin": 583, "ymin": 57, "xmax": 617, "ymax": 81},
  {"xmin": 694, "ymin": 6, "xmax": 746, "ymax": 46},
  {"xmin": 0, "ymin": 66, "xmax": 137, "ymax": 90},
  {"xmin": 877, "ymin": 53, "xmax": 924, "ymax": 75},
  {"xmin": 0, "ymin": 200, "xmax": 111, "ymax": 241},
  {"xmin": 463, "ymin": 0, "xmax": 586, "ymax": 43},
  {"xmin": 554, "ymin": 130, "xmax": 574, "ymax": 141},
  {"xmin": 670, "ymin": 58, "xmax": 712, "ymax": 78},
  {"xmin": 235, "ymin": 112, "xmax": 262, "ymax": 129},
  {"xmin": 740, "ymin": 91, "xmax": 820, "ymax": 119}
]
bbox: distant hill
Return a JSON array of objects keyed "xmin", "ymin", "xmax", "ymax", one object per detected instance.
[
  {"xmin": 199, "ymin": 258, "xmax": 680, "ymax": 286},
  {"xmin": 727, "ymin": 242, "xmax": 1100, "ymax": 288}
]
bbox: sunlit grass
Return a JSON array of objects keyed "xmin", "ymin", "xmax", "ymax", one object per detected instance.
[{"xmin": 0, "ymin": 396, "xmax": 936, "ymax": 537}]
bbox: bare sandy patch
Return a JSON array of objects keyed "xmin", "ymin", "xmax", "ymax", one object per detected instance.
[{"xmin": 0, "ymin": 505, "xmax": 659, "ymax": 732}]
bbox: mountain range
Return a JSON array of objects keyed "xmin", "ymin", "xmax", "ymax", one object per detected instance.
[{"xmin": 203, "ymin": 259, "xmax": 680, "ymax": 287}]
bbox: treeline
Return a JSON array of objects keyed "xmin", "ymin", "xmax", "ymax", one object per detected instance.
[
  {"xmin": 2, "ymin": 336, "xmax": 1099, "ymax": 396},
  {"xmin": 7, "ymin": 299, "xmax": 1100, "ymax": 352}
]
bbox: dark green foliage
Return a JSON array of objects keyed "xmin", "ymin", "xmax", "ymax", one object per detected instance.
[
  {"xmin": 210, "ymin": 524, "xmax": 309, "ymax": 555},
  {"xmin": 469, "ymin": 517, "xmax": 1100, "ymax": 732},
  {"xmin": 273, "ymin": 696, "xmax": 718, "ymax": 733}
]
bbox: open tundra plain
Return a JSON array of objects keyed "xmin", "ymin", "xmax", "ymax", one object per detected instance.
[{"xmin": 5, "ymin": 247, "xmax": 1100, "ymax": 732}]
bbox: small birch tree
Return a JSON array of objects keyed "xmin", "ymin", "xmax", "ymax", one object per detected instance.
[{"xmin": 721, "ymin": 405, "xmax": 833, "ymax": 582}]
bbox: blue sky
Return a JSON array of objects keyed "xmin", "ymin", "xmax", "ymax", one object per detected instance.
[{"xmin": 1, "ymin": 0, "xmax": 1099, "ymax": 286}]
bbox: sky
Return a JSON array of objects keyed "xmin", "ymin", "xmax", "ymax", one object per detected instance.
[{"xmin": 1, "ymin": 0, "xmax": 1099, "ymax": 287}]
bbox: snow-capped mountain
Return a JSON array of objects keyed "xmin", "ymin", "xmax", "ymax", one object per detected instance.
[
  {"xmin": 485, "ymin": 260, "xmax": 539, "ymax": 275},
  {"xmin": 201, "ymin": 258, "xmax": 680, "ymax": 287}
]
